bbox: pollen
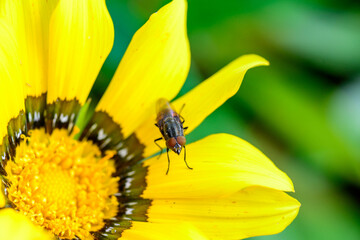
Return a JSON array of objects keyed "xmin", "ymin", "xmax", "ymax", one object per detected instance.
[{"xmin": 5, "ymin": 129, "xmax": 119, "ymax": 239}]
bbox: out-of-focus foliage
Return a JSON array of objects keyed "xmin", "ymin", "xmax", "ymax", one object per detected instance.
[{"xmin": 89, "ymin": 0, "xmax": 360, "ymax": 239}]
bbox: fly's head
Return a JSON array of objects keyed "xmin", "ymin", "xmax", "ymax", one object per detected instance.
[{"xmin": 166, "ymin": 136, "xmax": 186, "ymax": 155}]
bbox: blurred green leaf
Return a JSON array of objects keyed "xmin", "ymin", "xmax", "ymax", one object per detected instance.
[
  {"xmin": 328, "ymin": 78, "xmax": 360, "ymax": 169},
  {"xmin": 236, "ymin": 63, "xmax": 360, "ymax": 183},
  {"xmin": 256, "ymin": 1, "xmax": 360, "ymax": 76}
]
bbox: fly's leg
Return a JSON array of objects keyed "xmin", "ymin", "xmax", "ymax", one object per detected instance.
[
  {"xmin": 183, "ymin": 146, "xmax": 193, "ymax": 170},
  {"xmin": 154, "ymin": 137, "xmax": 163, "ymax": 159},
  {"xmin": 180, "ymin": 116, "xmax": 185, "ymax": 124},
  {"xmin": 183, "ymin": 126, "xmax": 188, "ymax": 131},
  {"xmin": 166, "ymin": 148, "xmax": 171, "ymax": 175}
]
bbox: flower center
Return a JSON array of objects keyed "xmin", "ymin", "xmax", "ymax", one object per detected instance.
[
  {"xmin": 37, "ymin": 163, "xmax": 77, "ymax": 207},
  {"xmin": 5, "ymin": 129, "xmax": 119, "ymax": 240}
]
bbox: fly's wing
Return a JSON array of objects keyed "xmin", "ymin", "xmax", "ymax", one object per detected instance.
[{"xmin": 156, "ymin": 98, "xmax": 176, "ymax": 115}]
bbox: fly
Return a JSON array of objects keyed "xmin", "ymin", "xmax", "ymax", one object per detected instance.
[{"xmin": 154, "ymin": 98, "xmax": 192, "ymax": 174}]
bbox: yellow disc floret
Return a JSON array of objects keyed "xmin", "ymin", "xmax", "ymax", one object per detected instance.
[{"xmin": 5, "ymin": 129, "xmax": 119, "ymax": 239}]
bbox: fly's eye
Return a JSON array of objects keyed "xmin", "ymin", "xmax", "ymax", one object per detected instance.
[
  {"xmin": 176, "ymin": 136, "xmax": 186, "ymax": 146},
  {"xmin": 166, "ymin": 138, "xmax": 177, "ymax": 148}
]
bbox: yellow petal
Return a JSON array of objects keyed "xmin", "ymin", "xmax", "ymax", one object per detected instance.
[
  {"xmin": 0, "ymin": 0, "xmax": 58, "ymax": 97},
  {"xmin": 0, "ymin": 197, "xmax": 4, "ymax": 209},
  {"xmin": 141, "ymin": 133, "xmax": 293, "ymax": 199},
  {"xmin": 147, "ymin": 186, "xmax": 300, "ymax": 239},
  {"xmin": 0, "ymin": 19, "xmax": 25, "ymax": 145},
  {"xmin": 0, "ymin": 181, "xmax": 5, "ymax": 208},
  {"xmin": 96, "ymin": 0, "xmax": 190, "ymax": 138},
  {"xmin": 0, "ymin": 208, "xmax": 54, "ymax": 240},
  {"xmin": 135, "ymin": 54, "xmax": 269, "ymax": 157},
  {"xmin": 47, "ymin": 0, "xmax": 114, "ymax": 105},
  {"xmin": 121, "ymin": 222, "xmax": 208, "ymax": 240}
]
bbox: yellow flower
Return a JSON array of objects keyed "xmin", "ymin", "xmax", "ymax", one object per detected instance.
[{"xmin": 0, "ymin": 0, "xmax": 300, "ymax": 239}]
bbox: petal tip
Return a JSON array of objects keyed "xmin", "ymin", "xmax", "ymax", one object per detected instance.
[
  {"xmin": 241, "ymin": 54, "xmax": 270, "ymax": 67},
  {"xmin": 287, "ymin": 196, "xmax": 301, "ymax": 215},
  {"xmin": 283, "ymin": 171, "xmax": 296, "ymax": 193},
  {"xmin": 284, "ymin": 175, "xmax": 295, "ymax": 192},
  {"xmin": 160, "ymin": 0, "xmax": 187, "ymax": 16},
  {"xmin": 171, "ymin": 0, "xmax": 187, "ymax": 7}
]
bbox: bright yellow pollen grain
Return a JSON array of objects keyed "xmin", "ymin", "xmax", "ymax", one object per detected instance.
[{"xmin": 5, "ymin": 129, "xmax": 119, "ymax": 240}]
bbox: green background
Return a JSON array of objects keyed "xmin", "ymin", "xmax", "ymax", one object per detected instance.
[{"xmin": 89, "ymin": 0, "xmax": 360, "ymax": 239}]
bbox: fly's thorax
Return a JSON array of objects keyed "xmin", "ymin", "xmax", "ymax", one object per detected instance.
[{"xmin": 162, "ymin": 116, "xmax": 183, "ymax": 140}]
